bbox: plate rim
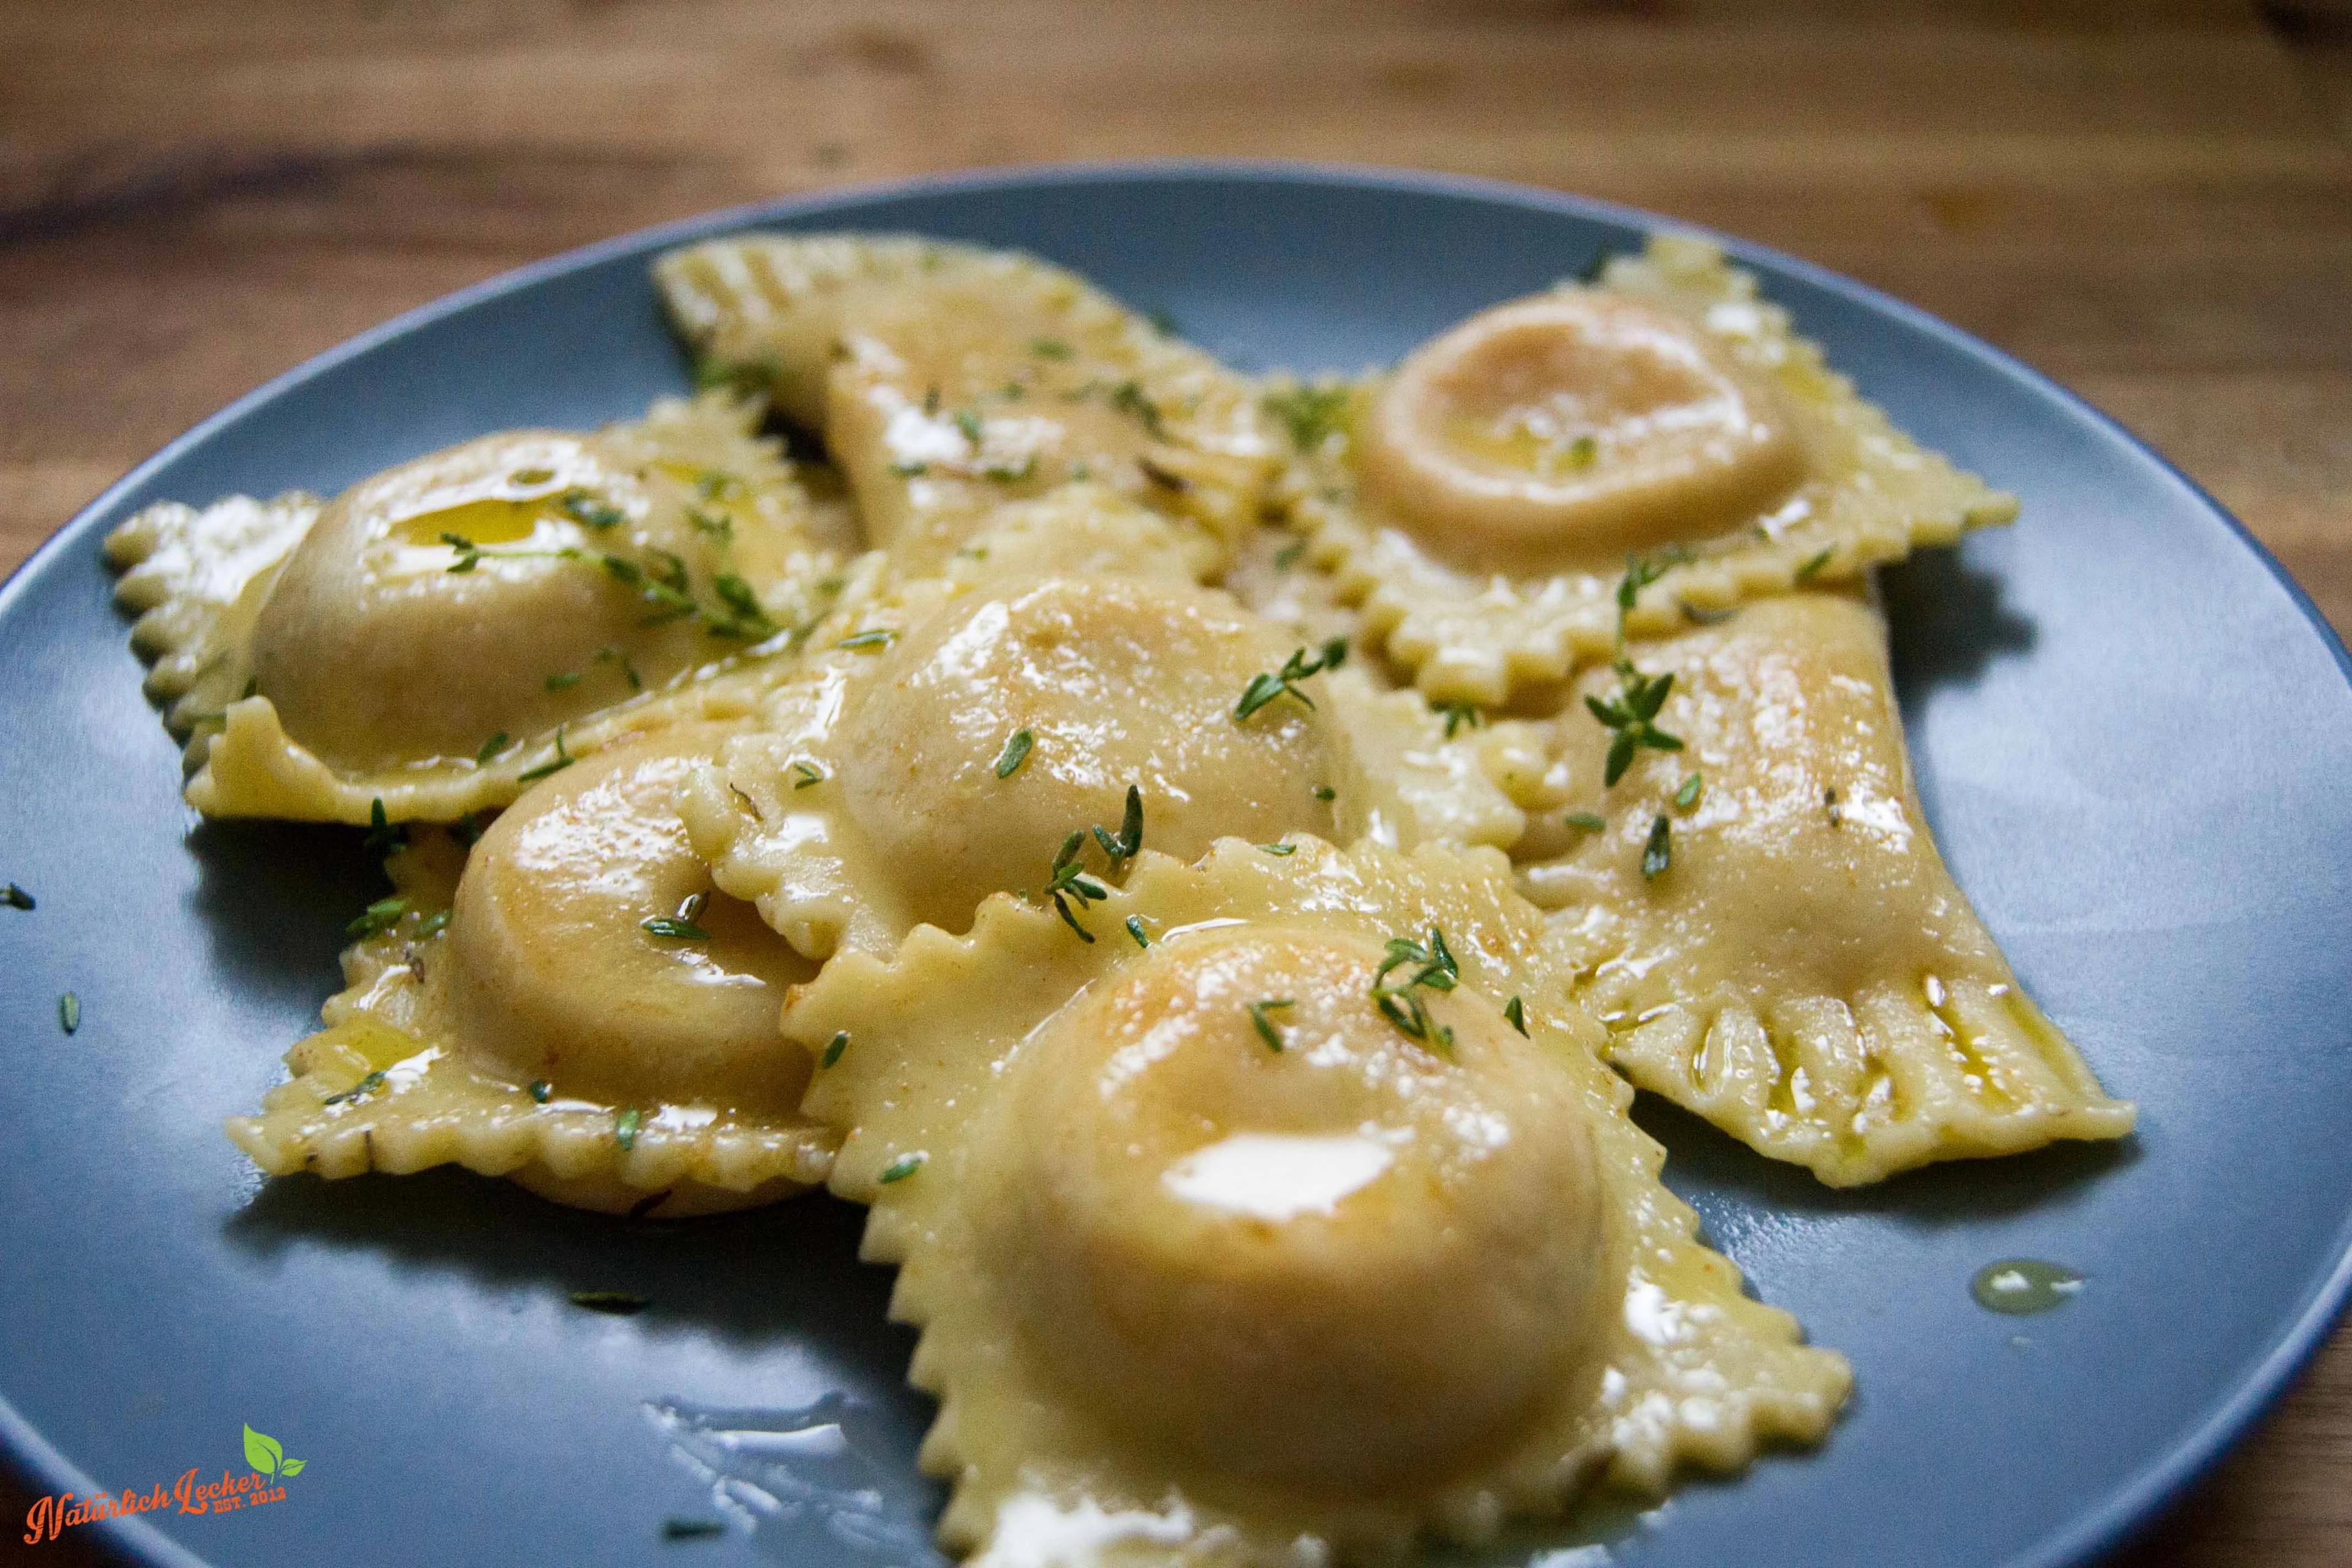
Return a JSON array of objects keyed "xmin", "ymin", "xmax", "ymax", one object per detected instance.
[{"xmin": 7, "ymin": 158, "xmax": 2349, "ymax": 1568}]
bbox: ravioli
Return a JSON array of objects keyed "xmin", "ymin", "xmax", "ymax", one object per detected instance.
[
  {"xmin": 107, "ymin": 393, "xmax": 847, "ymax": 824},
  {"xmin": 1507, "ymin": 593, "xmax": 2133, "ymax": 1185},
  {"xmin": 655, "ymin": 233, "xmax": 1277, "ymax": 573},
  {"xmin": 1281, "ymin": 233, "xmax": 2018, "ymax": 704},
  {"xmin": 783, "ymin": 839, "xmax": 1849, "ymax": 1564},
  {"xmin": 227, "ymin": 725, "xmax": 832, "ymax": 1216}
]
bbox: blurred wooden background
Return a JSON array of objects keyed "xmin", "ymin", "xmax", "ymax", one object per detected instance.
[{"xmin": 1, "ymin": 1, "xmax": 2347, "ymax": 1563}]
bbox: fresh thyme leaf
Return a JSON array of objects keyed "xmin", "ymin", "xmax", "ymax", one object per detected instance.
[
  {"xmin": 712, "ymin": 573, "xmax": 765, "ymax": 623},
  {"xmin": 1044, "ymin": 787, "xmax": 1140, "ymax": 940},
  {"xmin": 821, "ymin": 1031, "xmax": 849, "ymax": 1069},
  {"xmin": 1262, "ymin": 383, "xmax": 1350, "ymax": 451},
  {"xmin": 415, "ymin": 908, "xmax": 451, "ymax": 940},
  {"xmin": 516, "ymin": 726, "xmax": 574, "ymax": 783},
  {"xmin": 594, "ymin": 645, "xmax": 643, "ymax": 691},
  {"xmin": 347, "ymin": 897, "xmax": 409, "ymax": 938},
  {"xmin": 527, "ymin": 1079, "xmax": 552, "ymax": 1103},
  {"xmin": 878, "ymin": 1152, "xmax": 926, "ymax": 1184},
  {"xmin": 569, "ymin": 1290, "xmax": 649, "ymax": 1315},
  {"xmin": 1503, "ymin": 995, "xmax": 1529, "ymax": 1036},
  {"xmin": 1436, "ymin": 700, "xmax": 1483, "ymax": 739},
  {"xmin": 363, "ymin": 796, "xmax": 408, "ymax": 861},
  {"xmin": 1642, "ymin": 814, "xmax": 1673, "ymax": 879},
  {"xmin": 1565, "ymin": 810, "xmax": 1608, "ymax": 832},
  {"xmin": 1235, "ymin": 641, "xmax": 1347, "ymax": 722},
  {"xmin": 1248, "ymin": 999, "xmax": 1295, "ymax": 1052},
  {"xmin": 1675, "ymin": 772, "xmax": 1703, "ymax": 810},
  {"xmin": 1257, "ymin": 842, "xmax": 1297, "ymax": 856},
  {"xmin": 614, "ymin": 1107, "xmax": 643, "ymax": 1151},
  {"xmin": 1794, "ymin": 546, "xmax": 1835, "ymax": 582},
  {"xmin": 982, "ymin": 454, "xmax": 1038, "ymax": 483},
  {"xmin": 889, "ymin": 459, "xmax": 929, "ymax": 478},
  {"xmin": 441, "ymin": 531, "xmax": 481, "ymax": 572},
  {"xmin": 58, "ymin": 992, "xmax": 79, "ymax": 1035},
  {"xmin": 1370, "ymin": 925, "xmax": 1459, "ymax": 1053},
  {"xmin": 1313, "ymin": 785, "xmax": 1336, "ymax": 801},
  {"xmin": 1030, "ymin": 337, "xmax": 1073, "ymax": 360},
  {"xmin": 1137, "ymin": 456, "xmax": 1189, "ymax": 492},
  {"xmin": 1125, "ymin": 914, "xmax": 1150, "ymax": 948},
  {"xmin": 641, "ymin": 914, "xmax": 711, "ymax": 940},
  {"xmin": 835, "ymin": 628, "xmax": 894, "ymax": 650},
  {"xmin": 477, "ymin": 731, "xmax": 511, "ymax": 764},
  {"xmin": 1566, "ymin": 434, "xmax": 1598, "ymax": 469},
  {"xmin": 1272, "ymin": 535, "xmax": 1309, "ymax": 570},
  {"xmin": 1, "ymin": 883, "xmax": 32, "ymax": 910},
  {"xmin": 954, "ymin": 408, "xmax": 985, "ymax": 445},
  {"xmin": 545, "ymin": 671, "xmax": 581, "ymax": 690},
  {"xmin": 322, "ymin": 1069, "xmax": 386, "ymax": 1106},
  {"xmin": 557, "ymin": 489, "xmax": 626, "ymax": 530},
  {"xmin": 791, "ymin": 760, "xmax": 826, "ymax": 789},
  {"xmin": 994, "ymin": 729, "xmax": 1035, "ymax": 778},
  {"xmin": 1590, "ymin": 662, "xmax": 1683, "ymax": 784},
  {"xmin": 450, "ymin": 810, "xmax": 488, "ymax": 848},
  {"xmin": 662, "ymin": 1518, "xmax": 726, "ymax": 1540}
]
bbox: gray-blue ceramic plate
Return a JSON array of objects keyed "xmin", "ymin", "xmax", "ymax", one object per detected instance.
[{"xmin": 5, "ymin": 165, "xmax": 2350, "ymax": 1568}]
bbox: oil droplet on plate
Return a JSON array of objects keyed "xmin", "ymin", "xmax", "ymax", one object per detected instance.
[{"xmin": 1972, "ymin": 1259, "xmax": 2084, "ymax": 1315}]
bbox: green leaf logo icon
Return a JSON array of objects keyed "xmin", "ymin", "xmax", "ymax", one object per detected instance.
[
  {"xmin": 280, "ymin": 1458, "xmax": 306, "ymax": 1476},
  {"xmin": 242, "ymin": 1424, "xmax": 283, "ymax": 1476}
]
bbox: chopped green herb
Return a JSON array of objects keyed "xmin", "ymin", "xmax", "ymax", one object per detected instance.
[
  {"xmin": 982, "ymin": 454, "xmax": 1038, "ymax": 483},
  {"xmin": 1235, "ymin": 639, "xmax": 1349, "ymax": 722},
  {"xmin": 1125, "ymin": 914, "xmax": 1150, "ymax": 948},
  {"xmin": 545, "ymin": 671, "xmax": 582, "ymax": 691},
  {"xmin": 594, "ymin": 645, "xmax": 643, "ymax": 691},
  {"xmin": 1262, "ymin": 383, "xmax": 1350, "ymax": 451},
  {"xmin": 569, "ymin": 1290, "xmax": 649, "ymax": 1315},
  {"xmin": 1248, "ymin": 998, "xmax": 1295, "ymax": 1053},
  {"xmin": 1614, "ymin": 545, "xmax": 1694, "ymax": 644},
  {"xmin": 614, "ymin": 1107, "xmax": 643, "ymax": 1151},
  {"xmin": 415, "ymin": 908, "xmax": 451, "ymax": 940},
  {"xmin": 1091, "ymin": 785, "xmax": 1145, "ymax": 871},
  {"xmin": 1565, "ymin": 811, "xmax": 1608, "ymax": 832},
  {"xmin": 1642, "ymin": 814, "xmax": 1673, "ymax": 879},
  {"xmin": 1313, "ymin": 785, "xmax": 1336, "ymax": 802},
  {"xmin": 1566, "ymin": 434, "xmax": 1599, "ymax": 469},
  {"xmin": 1794, "ymin": 546, "xmax": 1835, "ymax": 582},
  {"xmin": 994, "ymin": 729, "xmax": 1035, "ymax": 778},
  {"xmin": 347, "ymin": 897, "xmax": 409, "ymax": 938},
  {"xmin": 442, "ymin": 530, "xmax": 482, "ymax": 572},
  {"xmin": 1109, "ymin": 380, "xmax": 1165, "ymax": 438},
  {"xmin": 954, "ymin": 408, "xmax": 985, "ymax": 445},
  {"xmin": 878, "ymin": 1152, "xmax": 926, "ymax": 1184},
  {"xmin": 889, "ymin": 459, "xmax": 929, "ymax": 478},
  {"xmin": 1257, "ymin": 842, "xmax": 1297, "ymax": 856},
  {"xmin": 1675, "ymin": 772, "xmax": 1703, "ymax": 810},
  {"xmin": 1371, "ymin": 926, "xmax": 1459, "ymax": 1053},
  {"xmin": 529, "ymin": 1080, "xmax": 552, "ymax": 1103},
  {"xmin": 1504, "ymin": 995, "xmax": 1529, "ymax": 1036},
  {"xmin": 1031, "ymin": 337, "xmax": 1073, "ymax": 360},
  {"xmin": 323, "ymin": 1069, "xmax": 387, "ymax": 1106},
  {"xmin": 641, "ymin": 915, "xmax": 710, "ymax": 940},
  {"xmin": 1272, "ymin": 535, "xmax": 1309, "ymax": 570},
  {"xmin": 58, "ymin": 992, "xmax": 80, "ymax": 1035},
  {"xmin": 450, "ymin": 811, "xmax": 488, "ymax": 848},
  {"xmin": 477, "ymin": 731, "xmax": 511, "ymax": 765},
  {"xmin": 1137, "ymin": 455, "xmax": 1190, "ymax": 492},
  {"xmin": 1045, "ymin": 830, "xmax": 1110, "ymax": 943},
  {"xmin": 517, "ymin": 727, "xmax": 574, "ymax": 783},
  {"xmin": 835, "ymin": 628, "xmax": 895, "ymax": 651},
  {"xmin": 363, "ymin": 797, "xmax": 407, "ymax": 861},
  {"xmin": 557, "ymin": 489, "xmax": 626, "ymax": 530},
  {"xmin": 821, "ymin": 1031, "xmax": 849, "ymax": 1069},
  {"xmin": 1, "ymin": 883, "xmax": 32, "ymax": 910},
  {"xmin": 791, "ymin": 760, "xmax": 826, "ymax": 790},
  {"xmin": 1434, "ymin": 700, "xmax": 1484, "ymax": 739},
  {"xmin": 662, "ymin": 1518, "xmax": 726, "ymax": 1541}
]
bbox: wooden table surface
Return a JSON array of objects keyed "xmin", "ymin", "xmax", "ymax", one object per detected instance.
[{"xmin": 2, "ymin": 2, "xmax": 2347, "ymax": 1563}]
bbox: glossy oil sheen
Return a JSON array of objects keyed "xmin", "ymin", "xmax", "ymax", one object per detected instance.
[{"xmin": 1, "ymin": 166, "xmax": 2348, "ymax": 1568}]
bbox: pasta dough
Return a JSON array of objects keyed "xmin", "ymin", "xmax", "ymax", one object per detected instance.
[
  {"xmin": 1510, "ymin": 593, "xmax": 2135, "ymax": 1185},
  {"xmin": 108, "ymin": 393, "xmax": 845, "ymax": 824},
  {"xmin": 1281, "ymin": 235, "xmax": 2017, "ymax": 704},
  {"xmin": 227, "ymin": 725, "xmax": 833, "ymax": 1215},
  {"xmin": 655, "ymin": 234, "xmax": 1277, "ymax": 573},
  {"xmin": 783, "ymin": 840, "xmax": 1849, "ymax": 1564}
]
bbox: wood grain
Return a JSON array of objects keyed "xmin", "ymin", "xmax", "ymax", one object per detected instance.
[{"xmin": 1, "ymin": 2, "xmax": 2346, "ymax": 1563}]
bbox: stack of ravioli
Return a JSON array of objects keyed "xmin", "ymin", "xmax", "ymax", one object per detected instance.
[{"xmin": 107, "ymin": 231, "xmax": 2135, "ymax": 1565}]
